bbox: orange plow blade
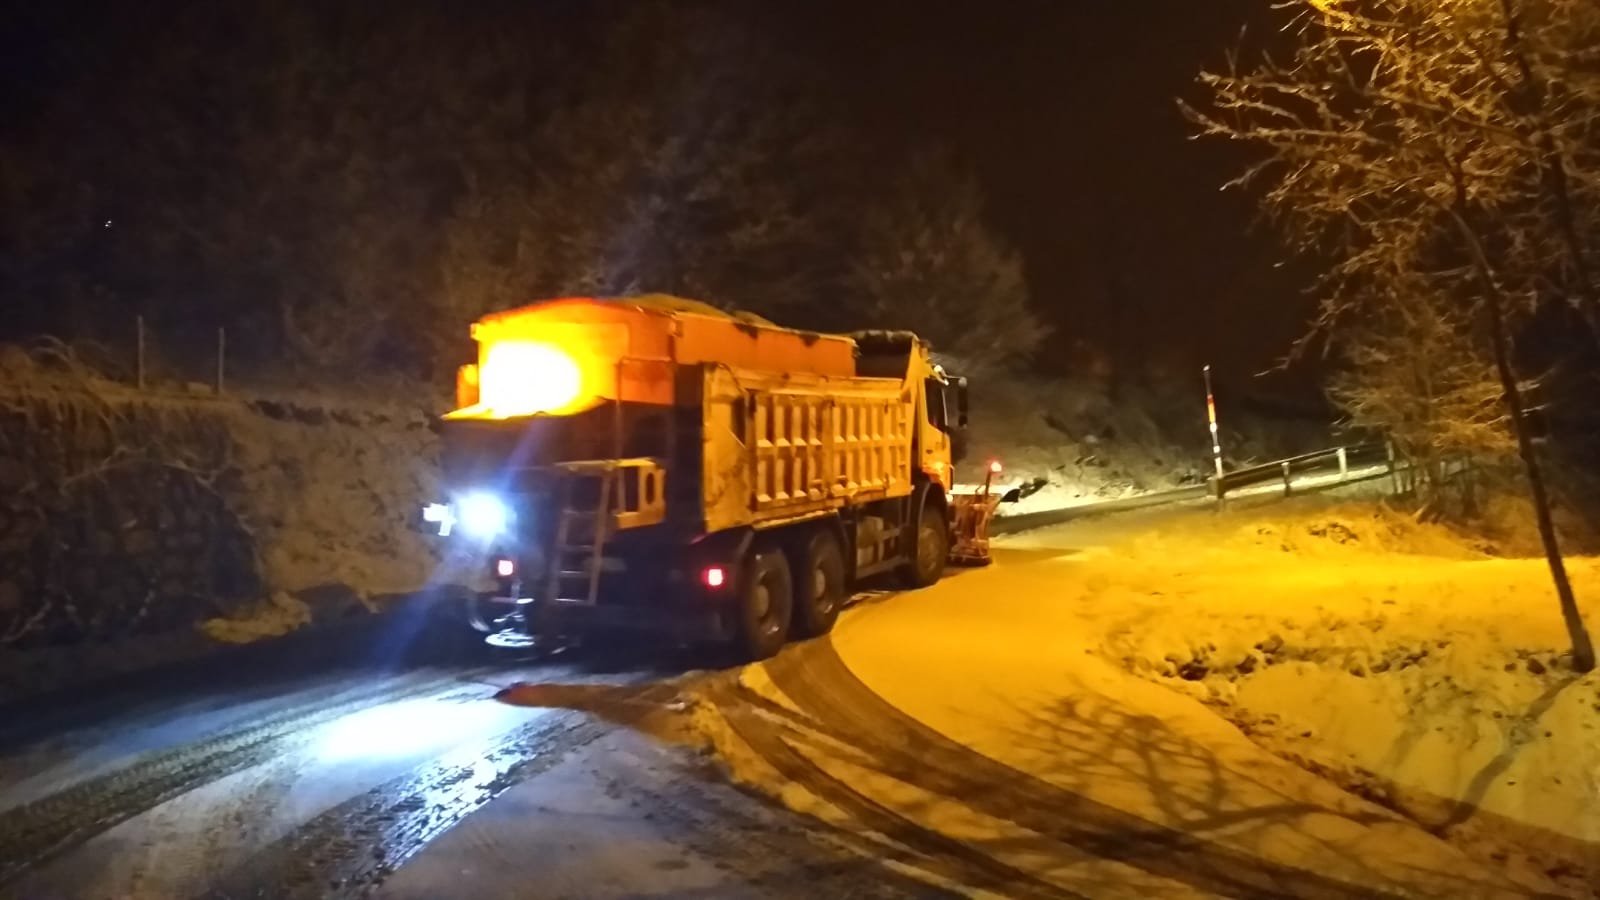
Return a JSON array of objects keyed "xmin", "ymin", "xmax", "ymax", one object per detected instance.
[{"xmin": 949, "ymin": 490, "xmax": 1001, "ymax": 565}]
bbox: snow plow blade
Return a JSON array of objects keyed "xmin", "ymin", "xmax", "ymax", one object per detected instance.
[{"xmin": 948, "ymin": 489, "xmax": 1001, "ymax": 565}]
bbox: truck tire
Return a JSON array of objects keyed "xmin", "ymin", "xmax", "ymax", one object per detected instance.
[
  {"xmin": 793, "ymin": 529, "xmax": 845, "ymax": 638},
  {"xmin": 466, "ymin": 592, "xmax": 496, "ymax": 633},
  {"xmin": 900, "ymin": 496, "xmax": 948, "ymax": 589},
  {"xmin": 734, "ymin": 548, "xmax": 793, "ymax": 660}
]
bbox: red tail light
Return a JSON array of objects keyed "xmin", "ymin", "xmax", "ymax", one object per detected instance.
[{"xmin": 702, "ymin": 566, "xmax": 727, "ymax": 589}]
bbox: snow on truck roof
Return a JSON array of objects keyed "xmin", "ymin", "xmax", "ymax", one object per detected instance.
[
  {"xmin": 478, "ymin": 294, "xmax": 779, "ymax": 328},
  {"xmin": 621, "ymin": 293, "xmax": 778, "ymax": 327},
  {"xmin": 850, "ymin": 330, "xmax": 928, "ymax": 353},
  {"xmin": 618, "ymin": 302, "xmax": 932, "ymax": 353},
  {"xmin": 474, "ymin": 294, "xmax": 896, "ymax": 348},
  {"xmin": 469, "ymin": 295, "xmax": 863, "ymax": 380},
  {"xmin": 473, "ymin": 296, "xmax": 932, "ymax": 361}
]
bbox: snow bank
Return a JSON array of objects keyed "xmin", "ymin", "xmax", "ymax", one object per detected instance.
[
  {"xmin": 1081, "ymin": 501, "xmax": 1600, "ymax": 891},
  {"xmin": 224, "ymin": 395, "xmax": 443, "ymax": 616},
  {"xmin": 682, "ymin": 503, "xmax": 1561, "ymax": 896},
  {"xmin": 0, "ymin": 358, "xmax": 451, "ymax": 698}
]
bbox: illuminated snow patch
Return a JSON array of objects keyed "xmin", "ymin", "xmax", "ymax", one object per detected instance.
[{"xmin": 313, "ymin": 697, "xmax": 510, "ymax": 763}]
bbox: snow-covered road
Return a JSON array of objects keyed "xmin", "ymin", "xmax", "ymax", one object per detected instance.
[
  {"xmin": 1, "ymin": 504, "xmax": 1589, "ymax": 898},
  {"xmin": 681, "ymin": 516, "xmax": 1577, "ymax": 898}
]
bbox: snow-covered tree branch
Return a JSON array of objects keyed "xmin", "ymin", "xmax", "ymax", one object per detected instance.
[{"xmin": 1189, "ymin": 0, "xmax": 1598, "ymax": 670}]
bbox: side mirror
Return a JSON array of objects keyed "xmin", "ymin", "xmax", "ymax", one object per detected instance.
[
  {"xmin": 955, "ymin": 377, "xmax": 970, "ymax": 429},
  {"xmin": 949, "ymin": 426, "xmax": 970, "ymax": 465}
]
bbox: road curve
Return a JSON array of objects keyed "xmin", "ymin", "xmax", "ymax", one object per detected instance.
[
  {"xmin": 686, "ymin": 524, "xmax": 1563, "ymax": 899},
  {"xmin": 0, "ymin": 509, "xmax": 1570, "ymax": 898}
]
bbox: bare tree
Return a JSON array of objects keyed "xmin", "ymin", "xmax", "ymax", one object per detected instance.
[
  {"xmin": 1331, "ymin": 283, "xmax": 1520, "ymax": 510},
  {"xmin": 1188, "ymin": 0, "xmax": 1597, "ymax": 670},
  {"xmin": 438, "ymin": 1, "xmax": 858, "ymax": 343},
  {"xmin": 438, "ymin": 6, "xmax": 1040, "ymax": 369}
]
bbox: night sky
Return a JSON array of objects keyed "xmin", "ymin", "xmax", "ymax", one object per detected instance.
[
  {"xmin": 780, "ymin": 1, "xmax": 1305, "ymax": 379},
  {"xmin": 1, "ymin": 1, "xmax": 1308, "ymax": 384}
]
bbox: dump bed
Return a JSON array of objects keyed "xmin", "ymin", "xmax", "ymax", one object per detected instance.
[
  {"xmin": 442, "ymin": 295, "xmax": 923, "ymax": 538},
  {"xmin": 700, "ymin": 366, "xmax": 915, "ymax": 533}
]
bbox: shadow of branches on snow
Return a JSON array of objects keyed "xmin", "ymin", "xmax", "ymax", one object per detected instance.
[
  {"xmin": 988, "ymin": 685, "xmax": 1526, "ymax": 899},
  {"xmin": 734, "ymin": 638, "xmax": 1534, "ymax": 899}
]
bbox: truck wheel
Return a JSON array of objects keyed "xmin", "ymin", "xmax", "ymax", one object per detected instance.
[
  {"xmin": 466, "ymin": 594, "xmax": 492, "ymax": 633},
  {"xmin": 793, "ymin": 530, "xmax": 845, "ymax": 638},
  {"xmin": 734, "ymin": 548, "xmax": 793, "ymax": 660},
  {"xmin": 900, "ymin": 499, "xmax": 948, "ymax": 588}
]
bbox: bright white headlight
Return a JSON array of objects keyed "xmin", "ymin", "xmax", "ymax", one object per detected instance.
[{"xmin": 457, "ymin": 492, "xmax": 510, "ymax": 539}]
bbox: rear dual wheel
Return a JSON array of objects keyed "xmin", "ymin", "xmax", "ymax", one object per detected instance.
[
  {"xmin": 733, "ymin": 548, "xmax": 793, "ymax": 661},
  {"xmin": 793, "ymin": 530, "xmax": 845, "ymax": 639},
  {"xmin": 732, "ymin": 528, "xmax": 846, "ymax": 661}
]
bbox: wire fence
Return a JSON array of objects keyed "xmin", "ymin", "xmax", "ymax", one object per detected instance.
[
  {"xmin": 3, "ymin": 316, "xmax": 453, "ymax": 412},
  {"xmin": 2, "ymin": 317, "xmax": 235, "ymax": 396},
  {"xmin": 130, "ymin": 315, "xmax": 229, "ymax": 394}
]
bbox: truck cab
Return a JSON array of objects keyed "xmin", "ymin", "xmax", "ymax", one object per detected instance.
[{"xmin": 853, "ymin": 329, "xmax": 970, "ymax": 486}]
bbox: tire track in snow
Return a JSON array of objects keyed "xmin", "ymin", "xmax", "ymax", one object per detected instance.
[
  {"xmin": 750, "ymin": 638, "xmax": 1391, "ymax": 900},
  {"xmin": 711, "ymin": 679, "xmax": 1084, "ymax": 900},
  {"xmin": 202, "ymin": 678, "xmax": 677, "ymax": 899},
  {"xmin": 609, "ymin": 741, "xmax": 966, "ymax": 900},
  {"xmin": 0, "ymin": 669, "xmax": 487, "ymax": 887},
  {"xmin": 214, "ymin": 668, "xmax": 964, "ymax": 900},
  {"xmin": 203, "ymin": 712, "xmax": 612, "ymax": 899}
]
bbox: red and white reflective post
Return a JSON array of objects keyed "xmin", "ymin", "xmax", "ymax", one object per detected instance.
[{"xmin": 1204, "ymin": 364, "xmax": 1224, "ymax": 503}]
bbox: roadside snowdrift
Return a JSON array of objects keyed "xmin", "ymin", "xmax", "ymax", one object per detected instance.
[
  {"xmin": 681, "ymin": 503, "xmax": 1572, "ymax": 897},
  {"xmin": 0, "ymin": 352, "xmax": 450, "ymax": 699},
  {"xmin": 676, "ymin": 498, "xmax": 1595, "ymax": 895},
  {"xmin": 1080, "ymin": 501, "xmax": 1600, "ymax": 890}
]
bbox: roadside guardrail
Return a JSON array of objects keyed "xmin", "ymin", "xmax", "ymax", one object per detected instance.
[{"xmin": 991, "ymin": 441, "xmax": 1401, "ymax": 537}]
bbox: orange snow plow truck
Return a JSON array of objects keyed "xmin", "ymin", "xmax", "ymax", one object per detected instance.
[{"xmin": 423, "ymin": 295, "xmax": 999, "ymax": 660}]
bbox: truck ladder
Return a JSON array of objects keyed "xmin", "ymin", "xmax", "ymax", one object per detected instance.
[{"xmin": 544, "ymin": 469, "xmax": 614, "ymax": 606}]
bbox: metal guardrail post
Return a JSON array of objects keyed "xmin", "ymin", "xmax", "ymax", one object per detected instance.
[
  {"xmin": 1203, "ymin": 364, "xmax": 1225, "ymax": 507},
  {"xmin": 994, "ymin": 442, "xmax": 1402, "ymax": 537},
  {"xmin": 1194, "ymin": 441, "xmax": 1386, "ymax": 506},
  {"xmin": 135, "ymin": 315, "xmax": 146, "ymax": 390}
]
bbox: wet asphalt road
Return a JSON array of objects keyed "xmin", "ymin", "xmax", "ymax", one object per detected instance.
[{"xmin": 0, "ymin": 615, "xmax": 955, "ymax": 900}]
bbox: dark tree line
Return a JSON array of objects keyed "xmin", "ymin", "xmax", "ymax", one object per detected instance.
[{"xmin": 1, "ymin": 1, "xmax": 1043, "ymax": 381}]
